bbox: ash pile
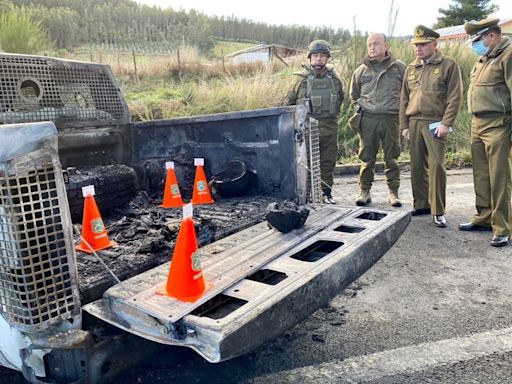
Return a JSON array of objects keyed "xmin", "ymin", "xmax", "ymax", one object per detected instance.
[
  {"xmin": 266, "ymin": 201, "xmax": 309, "ymax": 233},
  {"xmin": 68, "ymin": 161, "xmax": 282, "ymax": 304}
]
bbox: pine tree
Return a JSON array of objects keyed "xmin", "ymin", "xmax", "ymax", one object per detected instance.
[{"xmin": 434, "ymin": 0, "xmax": 498, "ymax": 28}]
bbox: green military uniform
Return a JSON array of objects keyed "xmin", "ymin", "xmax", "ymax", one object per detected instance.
[
  {"xmin": 350, "ymin": 52, "xmax": 405, "ymax": 193},
  {"xmin": 399, "ymin": 25, "xmax": 463, "ymax": 215},
  {"xmin": 465, "ymin": 19, "xmax": 512, "ymax": 237},
  {"xmin": 288, "ymin": 63, "xmax": 344, "ymax": 195}
]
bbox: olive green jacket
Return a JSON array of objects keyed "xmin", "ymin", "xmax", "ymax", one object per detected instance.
[
  {"xmin": 288, "ymin": 63, "xmax": 344, "ymax": 136},
  {"xmin": 350, "ymin": 52, "xmax": 406, "ymax": 115},
  {"xmin": 468, "ymin": 37, "xmax": 512, "ymax": 116},
  {"xmin": 399, "ymin": 50, "xmax": 463, "ymax": 130}
]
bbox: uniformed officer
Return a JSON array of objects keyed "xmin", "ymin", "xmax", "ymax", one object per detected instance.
[
  {"xmin": 350, "ymin": 33, "xmax": 406, "ymax": 207},
  {"xmin": 459, "ymin": 18, "xmax": 512, "ymax": 247},
  {"xmin": 399, "ymin": 25, "xmax": 462, "ymax": 227},
  {"xmin": 288, "ymin": 40, "xmax": 344, "ymax": 204}
]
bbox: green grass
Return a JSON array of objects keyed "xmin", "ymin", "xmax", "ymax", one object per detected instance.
[
  {"xmin": 92, "ymin": 37, "xmax": 479, "ymax": 163},
  {"xmin": 125, "ymin": 66, "xmax": 292, "ymax": 121}
]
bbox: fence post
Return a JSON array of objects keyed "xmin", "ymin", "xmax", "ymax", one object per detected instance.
[
  {"xmin": 352, "ymin": 16, "xmax": 358, "ymax": 66},
  {"xmin": 132, "ymin": 49, "xmax": 138, "ymax": 83},
  {"xmin": 177, "ymin": 48, "xmax": 181, "ymax": 79},
  {"xmin": 221, "ymin": 49, "xmax": 226, "ymax": 73}
]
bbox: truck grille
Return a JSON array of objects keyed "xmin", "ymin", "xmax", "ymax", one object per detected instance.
[
  {"xmin": 0, "ymin": 153, "xmax": 80, "ymax": 330},
  {"xmin": 0, "ymin": 53, "xmax": 130, "ymax": 128}
]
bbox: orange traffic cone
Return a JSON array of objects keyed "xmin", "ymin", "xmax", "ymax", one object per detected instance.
[
  {"xmin": 160, "ymin": 161, "xmax": 183, "ymax": 208},
  {"xmin": 191, "ymin": 158, "xmax": 214, "ymax": 205},
  {"xmin": 76, "ymin": 185, "xmax": 116, "ymax": 253},
  {"xmin": 163, "ymin": 203, "xmax": 208, "ymax": 302}
]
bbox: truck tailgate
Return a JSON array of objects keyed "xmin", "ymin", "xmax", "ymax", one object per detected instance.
[{"xmin": 84, "ymin": 205, "xmax": 409, "ymax": 362}]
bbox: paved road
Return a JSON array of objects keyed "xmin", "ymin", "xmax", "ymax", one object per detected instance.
[{"xmin": 3, "ymin": 169, "xmax": 512, "ymax": 383}]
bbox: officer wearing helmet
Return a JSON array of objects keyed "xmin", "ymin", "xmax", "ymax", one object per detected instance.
[{"xmin": 288, "ymin": 40, "xmax": 344, "ymax": 204}]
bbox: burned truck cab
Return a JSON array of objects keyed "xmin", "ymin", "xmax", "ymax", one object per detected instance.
[{"xmin": 0, "ymin": 53, "xmax": 409, "ymax": 383}]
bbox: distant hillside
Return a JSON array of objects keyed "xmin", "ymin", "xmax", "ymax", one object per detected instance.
[{"xmin": 2, "ymin": 0, "xmax": 350, "ymax": 51}]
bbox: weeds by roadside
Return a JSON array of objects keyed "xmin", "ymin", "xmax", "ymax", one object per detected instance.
[{"xmin": 86, "ymin": 39, "xmax": 477, "ymax": 164}]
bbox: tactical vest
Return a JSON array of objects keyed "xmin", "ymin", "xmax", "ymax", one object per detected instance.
[{"xmin": 302, "ymin": 72, "xmax": 339, "ymax": 119}]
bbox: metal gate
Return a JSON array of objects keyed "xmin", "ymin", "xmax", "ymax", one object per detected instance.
[{"xmin": 0, "ymin": 53, "xmax": 130, "ymax": 128}]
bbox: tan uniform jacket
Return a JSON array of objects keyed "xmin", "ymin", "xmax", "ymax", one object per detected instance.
[
  {"xmin": 350, "ymin": 52, "xmax": 406, "ymax": 115},
  {"xmin": 399, "ymin": 50, "xmax": 463, "ymax": 130},
  {"xmin": 468, "ymin": 37, "xmax": 512, "ymax": 116}
]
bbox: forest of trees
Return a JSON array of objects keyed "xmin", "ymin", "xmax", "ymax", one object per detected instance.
[{"xmin": 0, "ymin": 0, "xmax": 351, "ymax": 51}]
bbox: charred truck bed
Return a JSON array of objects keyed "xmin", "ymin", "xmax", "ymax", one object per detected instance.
[
  {"xmin": 69, "ymin": 104, "xmax": 313, "ymax": 304},
  {"xmin": 77, "ymin": 195, "xmax": 282, "ymax": 304}
]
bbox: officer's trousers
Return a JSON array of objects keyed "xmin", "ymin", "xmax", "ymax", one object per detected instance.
[
  {"xmin": 409, "ymin": 119, "xmax": 446, "ymax": 215},
  {"xmin": 319, "ymin": 133, "xmax": 338, "ymax": 193},
  {"xmin": 358, "ymin": 113, "xmax": 400, "ymax": 191},
  {"xmin": 470, "ymin": 116, "xmax": 512, "ymax": 236}
]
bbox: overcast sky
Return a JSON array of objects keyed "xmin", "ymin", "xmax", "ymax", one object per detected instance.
[{"xmin": 134, "ymin": 0, "xmax": 512, "ymax": 36}]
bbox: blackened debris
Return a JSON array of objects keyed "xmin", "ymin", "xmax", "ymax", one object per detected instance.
[
  {"xmin": 65, "ymin": 165, "xmax": 138, "ymax": 223},
  {"xmin": 265, "ymin": 201, "xmax": 309, "ymax": 233},
  {"xmin": 75, "ymin": 193, "xmax": 281, "ymax": 304}
]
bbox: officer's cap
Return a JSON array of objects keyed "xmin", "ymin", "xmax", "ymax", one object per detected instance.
[
  {"xmin": 410, "ymin": 25, "xmax": 440, "ymax": 44},
  {"xmin": 464, "ymin": 18, "xmax": 500, "ymax": 41}
]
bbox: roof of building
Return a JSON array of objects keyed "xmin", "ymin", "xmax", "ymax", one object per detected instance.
[
  {"xmin": 226, "ymin": 44, "xmax": 302, "ymax": 58},
  {"xmin": 436, "ymin": 18, "xmax": 512, "ymax": 40}
]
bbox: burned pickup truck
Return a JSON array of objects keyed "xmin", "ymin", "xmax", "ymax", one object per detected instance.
[{"xmin": 0, "ymin": 53, "xmax": 410, "ymax": 383}]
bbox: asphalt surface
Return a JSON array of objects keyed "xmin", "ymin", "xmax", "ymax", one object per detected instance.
[{"xmin": 2, "ymin": 168, "xmax": 512, "ymax": 383}]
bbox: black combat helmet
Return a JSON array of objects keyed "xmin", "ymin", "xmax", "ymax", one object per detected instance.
[{"xmin": 307, "ymin": 40, "xmax": 331, "ymax": 58}]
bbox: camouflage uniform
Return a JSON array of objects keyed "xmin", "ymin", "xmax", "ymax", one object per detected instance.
[{"xmin": 288, "ymin": 62, "xmax": 344, "ymax": 198}]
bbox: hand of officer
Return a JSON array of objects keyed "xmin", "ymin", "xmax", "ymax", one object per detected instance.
[
  {"xmin": 436, "ymin": 123, "xmax": 450, "ymax": 138},
  {"xmin": 401, "ymin": 129, "xmax": 410, "ymax": 140}
]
